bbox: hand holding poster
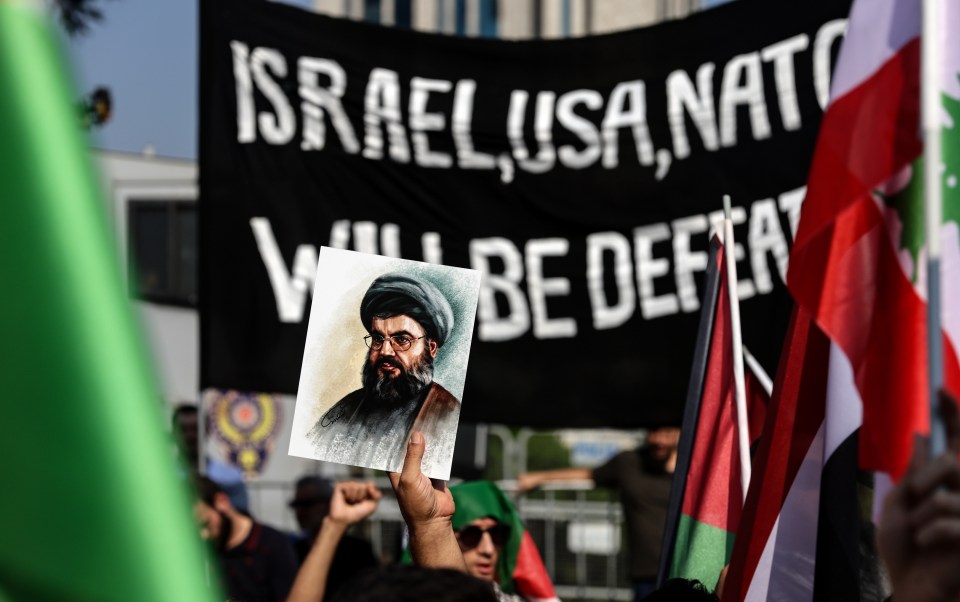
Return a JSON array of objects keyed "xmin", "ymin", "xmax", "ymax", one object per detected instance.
[{"xmin": 289, "ymin": 248, "xmax": 481, "ymax": 479}]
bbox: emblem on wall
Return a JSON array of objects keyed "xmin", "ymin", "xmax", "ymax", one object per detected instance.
[{"xmin": 207, "ymin": 390, "xmax": 282, "ymax": 477}]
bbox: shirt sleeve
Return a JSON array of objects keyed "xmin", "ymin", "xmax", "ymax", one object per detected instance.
[{"xmin": 590, "ymin": 450, "xmax": 629, "ymax": 488}]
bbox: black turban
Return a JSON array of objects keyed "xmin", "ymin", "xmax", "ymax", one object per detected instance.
[{"xmin": 360, "ymin": 273, "xmax": 455, "ymax": 347}]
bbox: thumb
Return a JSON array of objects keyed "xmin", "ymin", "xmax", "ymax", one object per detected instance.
[{"xmin": 400, "ymin": 431, "xmax": 425, "ymax": 484}]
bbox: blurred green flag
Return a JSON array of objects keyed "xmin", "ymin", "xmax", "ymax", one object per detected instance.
[{"xmin": 0, "ymin": 2, "xmax": 218, "ymax": 601}]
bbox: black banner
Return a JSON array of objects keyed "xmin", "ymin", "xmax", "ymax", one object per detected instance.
[{"xmin": 199, "ymin": 0, "xmax": 851, "ymax": 427}]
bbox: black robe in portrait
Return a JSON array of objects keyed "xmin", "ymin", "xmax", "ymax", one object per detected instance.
[{"xmin": 308, "ymin": 382, "xmax": 460, "ymax": 478}]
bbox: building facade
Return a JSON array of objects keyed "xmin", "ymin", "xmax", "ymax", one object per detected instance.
[{"xmin": 313, "ymin": 0, "xmax": 706, "ymax": 38}]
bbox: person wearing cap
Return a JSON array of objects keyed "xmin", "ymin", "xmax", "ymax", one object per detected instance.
[
  {"xmin": 287, "ymin": 477, "xmax": 380, "ymax": 601},
  {"xmin": 308, "ymin": 273, "xmax": 460, "ymax": 476},
  {"xmin": 194, "ymin": 476, "xmax": 299, "ymax": 602}
]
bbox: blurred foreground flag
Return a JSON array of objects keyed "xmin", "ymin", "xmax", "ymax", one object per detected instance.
[{"xmin": 0, "ymin": 3, "xmax": 217, "ymax": 601}]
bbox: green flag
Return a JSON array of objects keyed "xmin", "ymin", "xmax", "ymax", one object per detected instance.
[{"xmin": 0, "ymin": 3, "xmax": 218, "ymax": 600}]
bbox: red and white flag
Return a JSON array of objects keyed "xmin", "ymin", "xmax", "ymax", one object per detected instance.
[
  {"xmin": 723, "ymin": 309, "xmax": 888, "ymax": 600},
  {"xmin": 724, "ymin": 0, "xmax": 960, "ymax": 598},
  {"xmin": 788, "ymin": 0, "xmax": 960, "ymax": 480}
]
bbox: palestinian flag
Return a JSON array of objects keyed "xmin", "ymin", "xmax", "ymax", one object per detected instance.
[
  {"xmin": 724, "ymin": 0, "xmax": 960, "ymax": 598},
  {"xmin": 659, "ymin": 239, "xmax": 769, "ymax": 589},
  {"xmin": 450, "ymin": 481, "xmax": 558, "ymax": 602},
  {"xmin": 0, "ymin": 2, "xmax": 217, "ymax": 600}
]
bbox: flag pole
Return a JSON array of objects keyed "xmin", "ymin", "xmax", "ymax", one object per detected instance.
[
  {"xmin": 923, "ymin": 0, "xmax": 945, "ymax": 454},
  {"xmin": 723, "ymin": 195, "xmax": 751, "ymax": 501},
  {"xmin": 743, "ymin": 345, "xmax": 774, "ymax": 397}
]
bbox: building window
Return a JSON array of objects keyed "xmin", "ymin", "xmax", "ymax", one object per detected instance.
[
  {"xmin": 364, "ymin": 0, "xmax": 381, "ymax": 22},
  {"xmin": 455, "ymin": 0, "xmax": 467, "ymax": 35},
  {"xmin": 479, "ymin": 0, "xmax": 497, "ymax": 37},
  {"xmin": 128, "ymin": 200, "xmax": 197, "ymax": 306},
  {"xmin": 440, "ymin": 0, "xmax": 498, "ymax": 37},
  {"xmin": 395, "ymin": 0, "xmax": 412, "ymax": 28}
]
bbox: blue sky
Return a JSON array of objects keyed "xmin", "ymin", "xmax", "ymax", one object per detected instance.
[
  {"xmin": 66, "ymin": 0, "xmax": 311, "ymax": 160},
  {"xmin": 67, "ymin": 0, "xmax": 199, "ymax": 160},
  {"xmin": 67, "ymin": 0, "xmax": 733, "ymax": 161}
]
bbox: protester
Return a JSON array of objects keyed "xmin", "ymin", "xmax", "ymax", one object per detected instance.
[
  {"xmin": 451, "ymin": 483, "xmax": 515, "ymax": 587},
  {"xmin": 289, "ymin": 475, "xmax": 335, "ymax": 551},
  {"xmin": 388, "ymin": 432, "xmax": 466, "ymax": 573},
  {"xmin": 330, "ymin": 565, "xmax": 498, "ymax": 602},
  {"xmin": 194, "ymin": 476, "xmax": 298, "ymax": 602},
  {"xmin": 517, "ymin": 426, "xmax": 680, "ymax": 599},
  {"xmin": 288, "ymin": 475, "xmax": 378, "ymax": 598},
  {"xmin": 389, "ymin": 433, "xmax": 557, "ymax": 602},
  {"xmin": 878, "ymin": 390, "xmax": 960, "ymax": 602},
  {"xmin": 174, "ymin": 403, "xmax": 249, "ymax": 513},
  {"xmin": 450, "ymin": 481, "xmax": 557, "ymax": 601},
  {"xmin": 288, "ymin": 481, "xmax": 381, "ymax": 602}
]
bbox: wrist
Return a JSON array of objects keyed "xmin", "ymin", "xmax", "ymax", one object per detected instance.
[
  {"xmin": 321, "ymin": 515, "xmax": 350, "ymax": 535},
  {"xmin": 409, "ymin": 519, "xmax": 461, "ymax": 568},
  {"xmin": 409, "ymin": 518, "xmax": 454, "ymax": 546}
]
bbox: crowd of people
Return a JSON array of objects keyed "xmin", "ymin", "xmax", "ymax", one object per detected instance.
[
  {"xmin": 172, "ymin": 392, "xmax": 960, "ymax": 602},
  {"xmin": 180, "ymin": 432, "xmax": 537, "ymax": 601}
]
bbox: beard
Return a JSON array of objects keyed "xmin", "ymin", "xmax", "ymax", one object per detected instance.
[{"xmin": 362, "ymin": 350, "xmax": 434, "ymax": 404}]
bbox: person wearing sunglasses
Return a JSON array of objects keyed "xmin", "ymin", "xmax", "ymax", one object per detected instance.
[
  {"xmin": 390, "ymin": 434, "xmax": 559, "ymax": 602},
  {"xmin": 450, "ymin": 481, "xmax": 559, "ymax": 602},
  {"xmin": 308, "ymin": 273, "xmax": 460, "ymax": 477},
  {"xmin": 455, "ymin": 519, "xmax": 512, "ymax": 582}
]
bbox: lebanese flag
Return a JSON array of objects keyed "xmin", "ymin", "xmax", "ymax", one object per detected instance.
[
  {"xmin": 661, "ymin": 240, "xmax": 769, "ymax": 589},
  {"xmin": 786, "ymin": 0, "xmax": 960, "ymax": 480}
]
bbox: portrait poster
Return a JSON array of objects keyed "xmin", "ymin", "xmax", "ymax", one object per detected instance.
[{"xmin": 289, "ymin": 247, "xmax": 482, "ymax": 479}]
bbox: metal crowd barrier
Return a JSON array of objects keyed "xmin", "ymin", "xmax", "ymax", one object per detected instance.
[{"xmin": 247, "ymin": 477, "xmax": 634, "ymax": 602}]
